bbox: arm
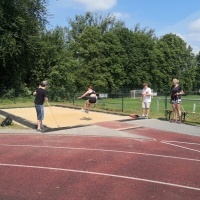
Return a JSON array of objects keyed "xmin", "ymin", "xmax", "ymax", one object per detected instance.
[
  {"xmin": 144, "ymin": 93, "xmax": 152, "ymax": 96},
  {"xmin": 143, "ymin": 88, "xmax": 152, "ymax": 96},
  {"xmin": 175, "ymin": 86, "xmax": 184, "ymax": 96},
  {"xmin": 77, "ymin": 91, "xmax": 89, "ymax": 99},
  {"xmin": 44, "ymin": 90, "xmax": 48, "ymax": 102},
  {"xmin": 140, "ymin": 92, "xmax": 144, "ymax": 101},
  {"xmin": 176, "ymin": 90, "xmax": 184, "ymax": 95}
]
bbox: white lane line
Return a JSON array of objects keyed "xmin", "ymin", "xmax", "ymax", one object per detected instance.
[
  {"xmin": 162, "ymin": 141, "xmax": 200, "ymax": 145},
  {"xmin": 0, "ymin": 163, "xmax": 200, "ymax": 191},
  {"xmin": 1, "ymin": 144, "xmax": 200, "ymax": 162},
  {"xmin": 161, "ymin": 141, "xmax": 200, "ymax": 153}
]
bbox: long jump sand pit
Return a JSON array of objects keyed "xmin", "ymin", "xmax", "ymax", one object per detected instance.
[{"xmin": 1, "ymin": 106, "xmax": 132, "ymax": 130}]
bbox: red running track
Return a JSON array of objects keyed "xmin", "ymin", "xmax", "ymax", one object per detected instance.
[{"xmin": 0, "ymin": 121, "xmax": 200, "ymax": 200}]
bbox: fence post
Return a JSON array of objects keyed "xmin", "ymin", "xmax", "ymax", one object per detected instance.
[
  {"xmin": 72, "ymin": 94, "xmax": 75, "ymax": 105},
  {"xmin": 157, "ymin": 98, "xmax": 160, "ymax": 112},
  {"xmin": 164, "ymin": 87, "xmax": 168, "ymax": 119},
  {"xmin": 14, "ymin": 87, "xmax": 16, "ymax": 104},
  {"xmin": 121, "ymin": 88, "xmax": 124, "ymax": 112}
]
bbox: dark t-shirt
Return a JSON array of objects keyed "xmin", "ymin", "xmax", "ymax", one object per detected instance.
[
  {"xmin": 171, "ymin": 85, "xmax": 182, "ymax": 100},
  {"xmin": 34, "ymin": 88, "xmax": 48, "ymax": 105}
]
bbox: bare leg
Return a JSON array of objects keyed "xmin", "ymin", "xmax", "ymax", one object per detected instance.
[
  {"xmin": 142, "ymin": 108, "xmax": 145, "ymax": 116},
  {"xmin": 86, "ymin": 100, "xmax": 91, "ymax": 111},
  {"xmin": 146, "ymin": 108, "xmax": 150, "ymax": 116},
  {"xmin": 172, "ymin": 104, "xmax": 176, "ymax": 121},
  {"xmin": 177, "ymin": 104, "xmax": 182, "ymax": 121},
  {"xmin": 37, "ymin": 120, "xmax": 42, "ymax": 130},
  {"xmin": 82, "ymin": 100, "xmax": 91, "ymax": 113}
]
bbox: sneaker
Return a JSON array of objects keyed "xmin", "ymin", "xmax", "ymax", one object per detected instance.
[
  {"xmin": 85, "ymin": 110, "xmax": 89, "ymax": 114},
  {"xmin": 144, "ymin": 116, "xmax": 149, "ymax": 119},
  {"xmin": 36, "ymin": 129, "xmax": 45, "ymax": 133},
  {"xmin": 177, "ymin": 120, "xmax": 182, "ymax": 124},
  {"xmin": 139, "ymin": 115, "xmax": 145, "ymax": 119},
  {"xmin": 170, "ymin": 119, "xmax": 176, "ymax": 123},
  {"xmin": 81, "ymin": 108, "xmax": 85, "ymax": 113}
]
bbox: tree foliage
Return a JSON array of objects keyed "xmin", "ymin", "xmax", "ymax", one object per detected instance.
[
  {"xmin": 155, "ymin": 33, "xmax": 196, "ymax": 91},
  {"xmin": 0, "ymin": 0, "xmax": 48, "ymax": 91},
  {"xmin": 0, "ymin": 8, "xmax": 200, "ymax": 99}
]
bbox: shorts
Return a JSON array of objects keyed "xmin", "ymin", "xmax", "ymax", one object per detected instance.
[
  {"xmin": 142, "ymin": 102, "xmax": 151, "ymax": 109},
  {"xmin": 171, "ymin": 99, "xmax": 182, "ymax": 104},
  {"xmin": 35, "ymin": 104, "xmax": 44, "ymax": 120},
  {"xmin": 89, "ymin": 97, "xmax": 97, "ymax": 104}
]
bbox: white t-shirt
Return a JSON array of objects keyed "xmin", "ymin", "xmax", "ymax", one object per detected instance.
[{"xmin": 142, "ymin": 87, "xmax": 152, "ymax": 103}]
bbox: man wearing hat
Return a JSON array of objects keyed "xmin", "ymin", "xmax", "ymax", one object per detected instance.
[{"xmin": 33, "ymin": 81, "xmax": 48, "ymax": 132}]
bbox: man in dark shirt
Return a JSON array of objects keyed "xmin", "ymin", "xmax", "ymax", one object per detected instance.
[{"xmin": 33, "ymin": 81, "xmax": 48, "ymax": 131}]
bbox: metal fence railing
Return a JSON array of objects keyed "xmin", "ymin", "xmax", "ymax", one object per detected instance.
[{"xmin": 0, "ymin": 88, "xmax": 199, "ymax": 124}]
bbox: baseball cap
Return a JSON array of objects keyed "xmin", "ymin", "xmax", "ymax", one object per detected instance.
[{"xmin": 41, "ymin": 81, "xmax": 48, "ymax": 86}]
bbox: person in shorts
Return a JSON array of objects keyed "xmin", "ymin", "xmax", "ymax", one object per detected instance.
[
  {"xmin": 77, "ymin": 86, "xmax": 97, "ymax": 114},
  {"xmin": 33, "ymin": 81, "xmax": 48, "ymax": 131},
  {"xmin": 140, "ymin": 83, "xmax": 152, "ymax": 118},
  {"xmin": 170, "ymin": 78, "xmax": 184, "ymax": 123}
]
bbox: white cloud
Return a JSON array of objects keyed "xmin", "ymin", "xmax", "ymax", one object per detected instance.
[
  {"xmin": 174, "ymin": 33, "xmax": 186, "ymax": 40},
  {"xmin": 189, "ymin": 18, "xmax": 200, "ymax": 32},
  {"xmin": 112, "ymin": 12, "xmax": 130, "ymax": 20},
  {"xmin": 71, "ymin": 0, "xmax": 117, "ymax": 11},
  {"xmin": 157, "ymin": 11, "xmax": 200, "ymax": 54},
  {"xmin": 188, "ymin": 32, "xmax": 200, "ymax": 41}
]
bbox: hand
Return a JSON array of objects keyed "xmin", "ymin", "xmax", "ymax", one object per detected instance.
[{"xmin": 77, "ymin": 97, "xmax": 81, "ymax": 99}]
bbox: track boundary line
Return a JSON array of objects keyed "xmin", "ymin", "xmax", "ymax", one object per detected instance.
[
  {"xmin": 161, "ymin": 141, "xmax": 200, "ymax": 145},
  {"xmin": 1, "ymin": 144, "xmax": 200, "ymax": 162},
  {"xmin": 161, "ymin": 141, "xmax": 200, "ymax": 153},
  {"xmin": 0, "ymin": 163, "xmax": 200, "ymax": 191}
]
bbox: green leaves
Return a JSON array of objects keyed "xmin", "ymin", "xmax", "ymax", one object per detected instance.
[
  {"xmin": 1, "ymin": 8, "xmax": 199, "ymax": 98},
  {"xmin": 0, "ymin": 0, "xmax": 48, "ymax": 90},
  {"xmin": 156, "ymin": 33, "xmax": 196, "ymax": 90}
]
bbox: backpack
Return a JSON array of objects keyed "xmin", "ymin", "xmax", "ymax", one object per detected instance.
[{"xmin": 1, "ymin": 116, "xmax": 13, "ymax": 127}]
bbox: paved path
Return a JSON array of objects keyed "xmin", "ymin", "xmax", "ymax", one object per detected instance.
[{"xmin": 0, "ymin": 119, "xmax": 199, "ymax": 139}]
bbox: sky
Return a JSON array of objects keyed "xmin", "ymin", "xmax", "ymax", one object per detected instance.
[{"xmin": 46, "ymin": 0, "xmax": 200, "ymax": 54}]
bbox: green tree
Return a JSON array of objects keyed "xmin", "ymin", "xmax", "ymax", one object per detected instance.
[
  {"xmin": 114, "ymin": 25, "xmax": 157, "ymax": 89},
  {"xmin": 32, "ymin": 27, "xmax": 77, "ymax": 100},
  {"xmin": 71, "ymin": 26, "xmax": 126, "ymax": 93},
  {"xmin": 0, "ymin": 0, "xmax": 48, "ymax": 92},
  {"xmin": 67, "ymin": 12, "xmax": 126, "ymax": 92},
  {"xmin": 155, "ymin": 33, "xmax": 196, "ymax": 91},
  {"xmin": 194, "ymin": 52, "xmax": 200, "ymax": 91},
  {"xmin": 68, "ymin": 12, "xmax": 124, "ymax": 41}
]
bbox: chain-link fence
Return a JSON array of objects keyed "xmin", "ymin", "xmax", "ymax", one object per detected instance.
[{"xmin": 0, "ymin": 88, "xmax": 199, "ymax": 124}]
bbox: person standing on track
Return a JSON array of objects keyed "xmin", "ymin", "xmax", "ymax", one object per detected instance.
[
  {"xmin": 77, "ymin": 86, "xmax": 97, "ymax": 114},
  {"xmin": 33, "ymin": 81, "xmax": 48, "ymax": 132},
  {"xmin": 170, "ymin": 78, "xmax": 184, "ymax": 123},
  {"xmin": 140, "ymin": 83, "xmax": 152, "ymax": 119}
]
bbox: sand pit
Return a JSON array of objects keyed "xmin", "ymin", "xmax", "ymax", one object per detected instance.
[{"xmin": 1, "ymin": 106, "xmax": 132, "ymax": 129}]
